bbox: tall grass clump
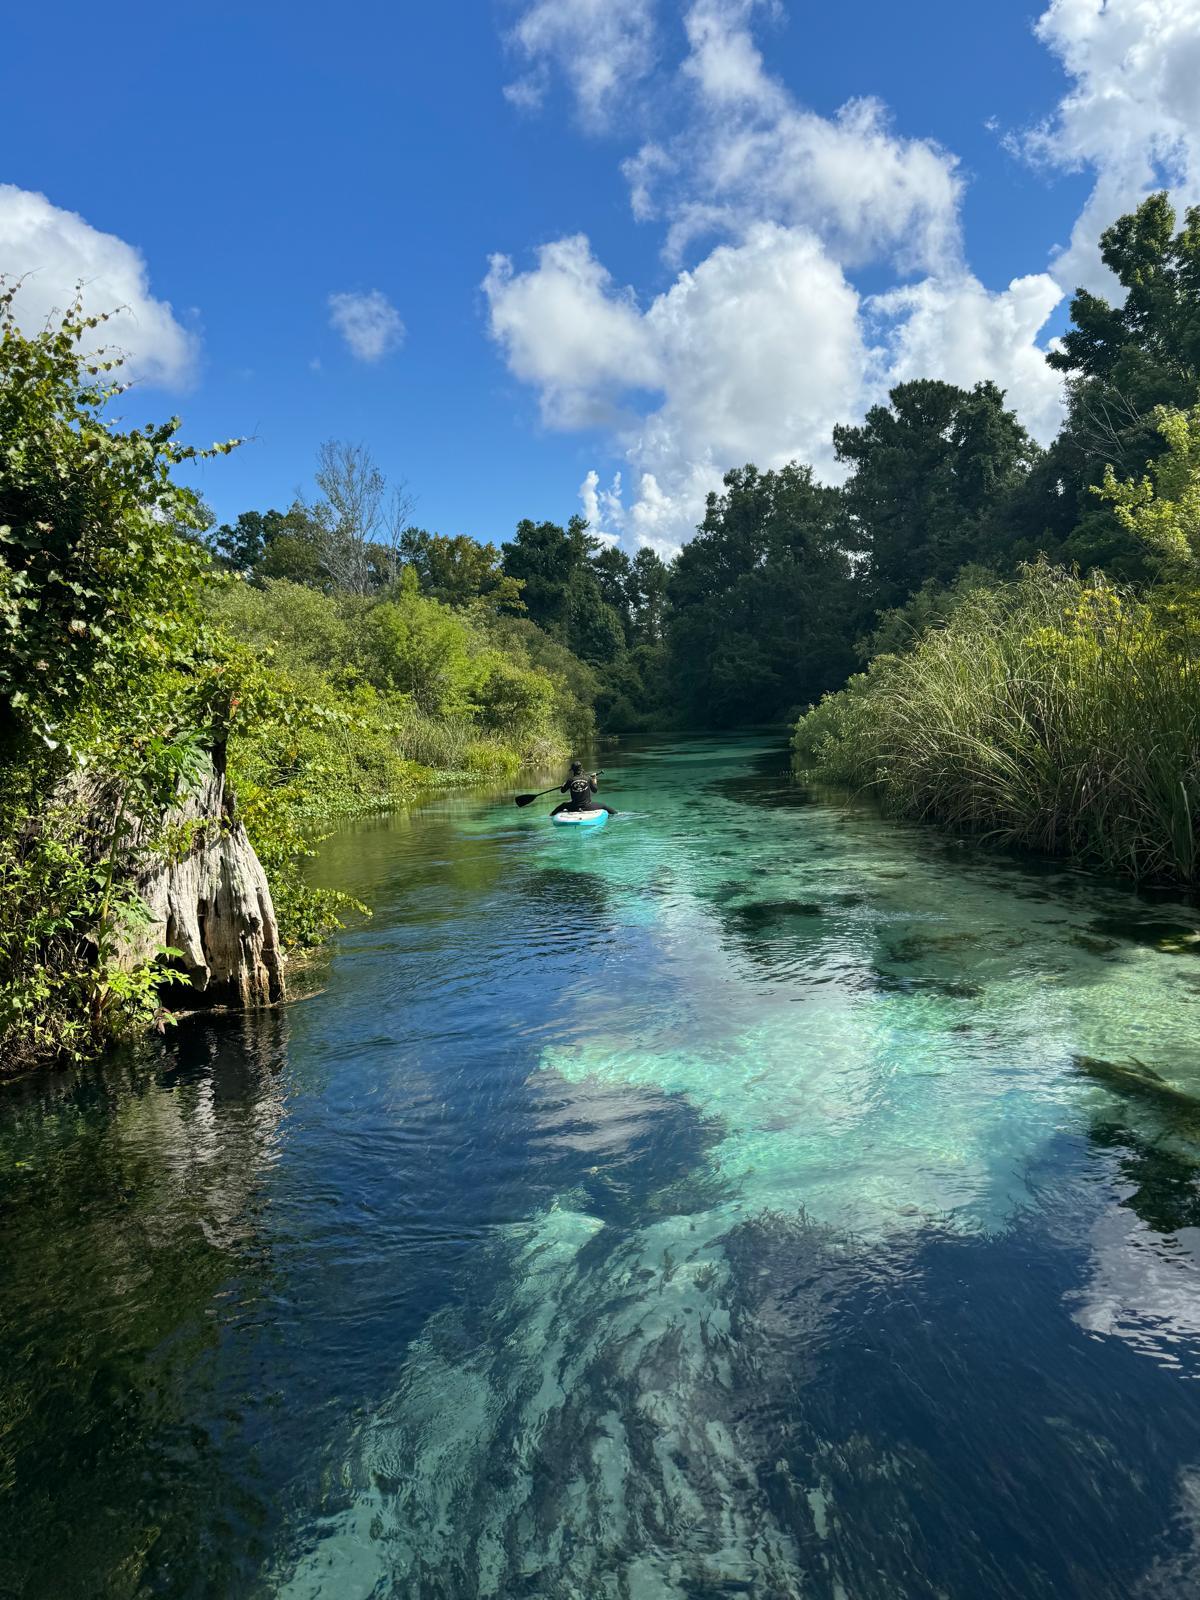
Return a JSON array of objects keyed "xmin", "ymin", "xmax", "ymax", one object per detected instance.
[{"xmin": 794, "ymin": 565, "xmax": 1200, "ymax": 884}]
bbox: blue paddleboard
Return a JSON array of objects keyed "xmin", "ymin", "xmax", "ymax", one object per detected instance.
[{"xmin": 550, "ymin": 808, "xmax": 609, "ymax": 829}]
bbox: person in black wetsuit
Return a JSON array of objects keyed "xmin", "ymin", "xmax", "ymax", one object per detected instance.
[{"xmin": 550, "ymin": 761, "xmax": 616, "ymax": 816}]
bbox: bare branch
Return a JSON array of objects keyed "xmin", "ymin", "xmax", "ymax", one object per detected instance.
[
  {"xmin": 381, "ymin": 480, "xmax": 417, "ymax": 586},
  {"xmin": 310, "ymin": 441, "xmax": 386, "ymax": 594}
]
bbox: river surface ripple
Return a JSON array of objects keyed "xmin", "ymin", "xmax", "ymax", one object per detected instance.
[{"xmin": 6, "ymin": 735, "xmax": 1200, "ymax": 1599}]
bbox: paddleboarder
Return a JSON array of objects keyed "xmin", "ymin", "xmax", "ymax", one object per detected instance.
[{"xmin": 550, "ymin": 762, "xmax": 616, "ymax": 817}]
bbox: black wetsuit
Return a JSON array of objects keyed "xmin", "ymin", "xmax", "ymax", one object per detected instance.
[{"xmin": 551, "ymin": 774, "xmax": 616, "ymax": 816}]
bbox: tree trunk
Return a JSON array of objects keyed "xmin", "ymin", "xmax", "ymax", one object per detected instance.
[{"xmin": 126, "ymin": 753, "xmax": 285, "ymax": 1009}]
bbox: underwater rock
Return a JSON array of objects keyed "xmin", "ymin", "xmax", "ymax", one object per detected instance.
[
  {"xmin": 1071, "ymin": 932, "xmax": 1122, "ymax": 956},
  {"xmin": 731, "ymin": 900, "xmax": 826, "ymax": 930},
  {"xmin": 272, "ymin": 1207, "xmax": 815, "ymax": 1599},
  {"xmin": 1089, "ymin": 917, "xmax": 1200, "ymax": 955},
  {"xmin": 883, "ymin": 930, "xmax": 984, "ymax": 966},
  {"xmin": 1073, "ymin": 1055, "xmax": 1200, "ymax": 1125},
  {"xmin": 874, "ymin": 974, "xmax": 983, "ymax": 1000},
  {"xmin": 713, "ymin": 775, "xmax": 815, "ymax": 810},
  {"xmin": 521, "ymin": 865, "xmax": 612, "ymax": 914}
]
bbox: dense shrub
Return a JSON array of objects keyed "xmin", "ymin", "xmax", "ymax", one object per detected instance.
[{"xmin": 794, "ymin": 565, "xmax": 1200, "ymax": 884}]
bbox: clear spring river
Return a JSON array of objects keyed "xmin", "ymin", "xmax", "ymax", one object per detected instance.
[{"xmin": 6, "ymin": 735, "xmax": 1200, "ymax": 1600}]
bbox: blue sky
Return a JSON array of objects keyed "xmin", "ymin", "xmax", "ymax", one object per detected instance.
[{"xmin": 3, "ymin": 1, "xmax": 1196, "ymax": 551}]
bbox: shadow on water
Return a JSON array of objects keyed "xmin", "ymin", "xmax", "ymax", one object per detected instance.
[
  {"xmin": 0, "ymin": 1015, "xmax": 293, "ymax": 1600},
  {"xmin": 709, "ymin": 773, "xmax": 818, "ymax": 810},
  {"xmin": 1076, "ymin": 1053, "xmax": 1200, "ymax": 1232},
  {"xmin": 1089, "ymin": 1122, "xmax": 1200, "ymax": 1233},
  {"xmin": 518, "ymin": 864, "xmax": 613, "ymax": 916},
  {"xmin": 717, "ymin": 1208, "xmax": 1200, "ymax": 1600}
]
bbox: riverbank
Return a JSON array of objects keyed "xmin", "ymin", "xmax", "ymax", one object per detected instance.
[
  {"xmin": 793, "ymin": 565, "xmax": 1200, "ymax": 888},
  {"xmin": 0, "ymin": 293, "xmax": 595, "ymax": 1076}
]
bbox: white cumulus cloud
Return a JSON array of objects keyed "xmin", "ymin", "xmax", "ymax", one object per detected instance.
[
  {"xmin": 0, "ymin": 184, "xmax": 196, "ymax": 388},
  {"xmin": 327, "ymin": 289, "xmax": 405, "ymax": 362},
  {"xmin": 871, "ymin": 272, "xmax": 1066, "ymax": 444},
  {"xmin": 489, "ymin": 0, "xmax": 1153, "ymax": 547},
  {"xmin": 485, "ymin": 224, "xmax": 874, "ymax": 552},
  {"xmin": 639, "ymin": 0, "xmax": 964, "ymax": 274},
  {"xmin": 579, "ymin": 468, "xmax": 624, "ymax": 545},
  {"xmin": 682, "ymin": 0, "xmax": 781, "ymax": 109},
  {"xmin": 484, "ymin": 236, "xmax": 660, "ymax": 428},
  {"xmin": 1017, "ymin": 0, "xmax": 1200, "ymax": 292},
  {"xmin": 503, "ymin": 0, "xmax": 658, "ymax": 130}
]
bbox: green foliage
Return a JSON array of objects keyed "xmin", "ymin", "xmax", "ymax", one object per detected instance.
[
  {"xmin": 498, "ymin": 514, "xmax": 625, "ymax": 662},
  {"xmin": 1015, "ymin": 194, "xmax": 1200, "ymax": 581},
  {"xmin": 594, "ymin": 642, "xmax": 670, "ymax": 733},
  {"xmin": 211, "ymin": 572, "xmax": 360, "ymax": 678},
  {"xmin": 1047, "ymin": 193, "xmax": 1200, "ymax": 412},
  {"xmin": 629, "ymin": 547, "xmax": 670, "ymax": 644},
  {"xmin": 474, "ymin": 650, "xmax": 555, "ymax": 733},
  {"xmin": 360, "ymin": 571, "xmax": 490, "ymax": 716},
  {"xmin": 0, "ymin": 286, "xmax": 248, "ymax": 1069},
  {"xmin": 0, "ymin": 281, "xmax": 235, "ymax": 757},
  {"xmin": 499, "ymin": 515, "xmax": 589, "ymax": 631},
  {"xmin": 0, "ymin": 794, "xmax": 164, "ymax": 1071},
  {"xmin": 400, "ymin": 528, "xmax": 525, "ymax": 611},
  {"xmin": 0, "ymin": 293, "xmax": 586, "ymax": 1073},
  {"xmin": 565, "ymin": 565, "xmax": 626, "ymax": 664},
  {"xmin": 212, "ymin": 502, "xmax": 329, "ymax": 585},
  {"xmin": 858, "ymin": 565, "xmax": 998, "ymax": 661},
  {"xmin": 784, "ymin": 200, "xmax": 1200, "ymax": 887},
  {"xmin": 795, "ymin": 566, "xmax": 1200, "ymax": 884},
  {"xmin": 204, "ymin": 572, "xmax": 579, "ymax": 944},
  {"xmin": 666, "ymin": 463, "xmax": 856, "ymax": 726},
  {"xmin": 1097, "ymin": 404, "xmax": 1200, "ymax": 574},
  {"xmin": 834, "ymin": 379, "xmax": 1039, "ymax": 612},
  {"xmin": 485, "ymin": 612, "xmax": 597, "ymax": 746}
]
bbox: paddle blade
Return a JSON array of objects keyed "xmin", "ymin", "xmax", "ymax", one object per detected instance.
[{"xmin": 514, "ymin": 793, "xmax": 539, "ymax": 807}]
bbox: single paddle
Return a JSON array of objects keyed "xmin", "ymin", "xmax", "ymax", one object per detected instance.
[
  {"xmin": 514, "ymin": 785, "xmax": 560, "ymax": 808},
  {"xmin": 514, "ymin": 770, "xmax": 604, "ymax": 807}
]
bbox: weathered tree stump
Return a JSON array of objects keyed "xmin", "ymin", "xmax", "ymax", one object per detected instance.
[{"xmin": 127, "ymin": 753, "xmax": 285, "ymax": 1009}]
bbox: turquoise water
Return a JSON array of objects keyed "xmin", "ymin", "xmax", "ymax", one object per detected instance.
[{"xmin": 5, "ymin": 736, "xmax": 1200, "ymax": 1597}]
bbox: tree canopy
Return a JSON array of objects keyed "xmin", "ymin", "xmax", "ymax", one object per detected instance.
[
  {"xmin": 666, "ymin": 463, "xmax": 856, "ymax": 725},
  {"xmin": 834, "ymin": 379, "xmax": 1038, "ymax": 612}
]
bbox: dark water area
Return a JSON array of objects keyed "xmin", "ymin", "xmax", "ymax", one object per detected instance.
[{"xmin": 5, "ymin": 736, "xmax": 1200, "ymax": 1598}]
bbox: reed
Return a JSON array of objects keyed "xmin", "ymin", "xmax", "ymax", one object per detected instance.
[{"xmin": 794, "ymin": 566, "xmax": 1200, "ymax": 884}]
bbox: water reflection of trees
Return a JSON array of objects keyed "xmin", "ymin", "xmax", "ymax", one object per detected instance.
[{"xmin": 0, "ymin": 1013, "xmax": 289, "ymax": 1598}]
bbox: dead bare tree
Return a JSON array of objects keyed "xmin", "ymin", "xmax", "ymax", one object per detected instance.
[
  {"xmin": 305, "ymin": 440, "xmax": 419, "ymax": 594},
  {"xmin": 381, "ymin": 479, "xmax": 417, "ymax": 587},
  {"xmin": 313, "ymin": 440, "xmax": 386, "ymax": 596},
  {"xmin": 1071, "ymin": 385, "xmax": 1151, "ymax": 465}
]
